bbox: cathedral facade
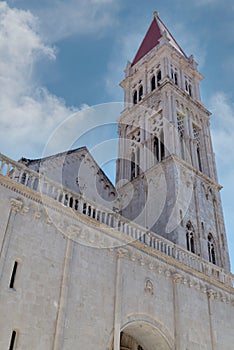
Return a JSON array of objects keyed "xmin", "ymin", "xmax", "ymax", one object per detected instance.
[{"xmin": 0, "ymin": 13, "xmax": 234, "ymax": 350}]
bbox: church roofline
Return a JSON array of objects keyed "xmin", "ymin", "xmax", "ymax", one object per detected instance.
[
  {"xmin": 18, "ymin": 146, "xmax": 88, "ymax": 165},
  {"xmin": 19, "ymin": 146, "xmax": 116, "ymax": 191}
]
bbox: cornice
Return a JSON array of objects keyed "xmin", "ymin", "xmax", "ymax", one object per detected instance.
[{"xmin": 1, "ymin": 174, "xmax": 233, "ymax": 298}]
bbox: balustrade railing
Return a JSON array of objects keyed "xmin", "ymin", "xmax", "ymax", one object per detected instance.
[{"xmin": 0, "ymin": 153, "xmax": 233, "ymax": 287}]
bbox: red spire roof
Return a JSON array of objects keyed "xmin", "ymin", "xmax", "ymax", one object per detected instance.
[
  {"xmin": 131, "ymin": 14, "xmax": 187, "ymax": 67},
  {"xmin": 131, "ymin": 17, "xmax": 162, "ymax": 67}
]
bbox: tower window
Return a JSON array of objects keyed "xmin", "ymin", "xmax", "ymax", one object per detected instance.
[
  {"xmin": 197, "ymin": 147, "xmax": 202, "ymax": 172},
  {"xmin": 157, "ymin": 70, "xmax": 161, "ymax": 86},
  {"xmin": 130, "ymin": 147, "xmax": 140, "ymax": 180},
  {"xmin": 188, "ymin": 84, "xmax": 192, "ymax": 97},
  {"xmin": 153, "ymin": 130, "xmax": 165, "ymax": 163},
  {"xmin": 185, "ymin": 76, "xmax": 192, "ymax": 97},
  {"xmin": 9, "ymin": 261, "xmax": 18, "ymax": 289},
  {"xmin": 208, "ymin": 233, "xmax": 216, "ymax": 265},
  {"xmin": 9, "ymin": 330, "xmax": 17, "ymax": 350},
  {"xmin": 139, "ymin": 85, "xmax": 143, "ymax": 101},
  {"xmin": 186, "ymin": 222, "xmax": 195, "ymax": 254},
  {"xmin": 177, "ymin": 115, "xmax": 185, "ymax": 159},
  {"xmin": 193, "ymin": 125, "xmax": 202, "ymax": 171},
  {"xmin": 151, "ymin": 75, "xmax": 156, "ymax": 91},
  {"xmin": 153, "ymin": 137, "xmax": 159, "ymax": 162},
  {"xmin": 171, "ymin": 66, "xmax": 178, "ymax": 86},
  {"xmin": 133, "ymin": 90, "xmax": 137, "ymax": 104}
]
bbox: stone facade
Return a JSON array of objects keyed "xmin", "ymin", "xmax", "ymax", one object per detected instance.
[{"xmin": 0, "ymin": 12, "xmax": 234, "ymax": 350}]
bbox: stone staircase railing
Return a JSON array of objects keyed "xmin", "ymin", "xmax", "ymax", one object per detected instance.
[{"xmin": 0, "ymin": 153, "xmax": 233, "ymax": 287}]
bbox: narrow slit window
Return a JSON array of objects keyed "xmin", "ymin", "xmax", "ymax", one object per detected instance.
[
  {"xmin": 9, "ymin": 330, "xmax": 17, "ymax": 350},
  {"xmin": 133, "ymin": 90, "xmax": 137, "ymax": 104},
  {"xmin": 151, "ymin": 75, "xmax": 156, "ymax": 91},
  {"xmin": 9, "ymin": 261, "xmax": 18, "ymax": 289}
]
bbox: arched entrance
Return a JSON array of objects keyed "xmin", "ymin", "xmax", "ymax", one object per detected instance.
[{"xmin": 119, "ymin": 320, "xmax": 172, "ymax": 350}]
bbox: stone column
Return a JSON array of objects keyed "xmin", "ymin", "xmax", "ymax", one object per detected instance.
[
  {"xmin": 52, "ymin": 231, "xmax": 74, "ymax": 350},
  {"xmin": 113, "ymin": 248, "xmax": 128, "ymax": 350},
  {"xmin": 172, "ymin": 273, "xmax": 182, "ymax": 350}
]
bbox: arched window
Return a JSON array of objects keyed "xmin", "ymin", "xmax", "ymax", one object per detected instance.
[
  {"xmin": 186, "ymin": 222, "xmax": 195, "ymax": 253},
  {"xmin": 171, "ymin": 66, "xmax": 178, "ymax": 86},
  {"xmin": 157, "ymin": 70, "xmax": 162, "ymax": 86},
  {"xmin": 151, "ymin": 75, "xmax": 156, "ymax": 91},
  {"xmin": 153, "ymin": 130, "xmax": 165, "ymax": 163},
  {"xmin": 139, "ymin": 85, "xmax": 143, "ymax": 101},
  {"xmin": 177, "ymin": 115, "xmax": 185, "ymax": 160},
  {"xmin": 133, "ymin": 90, "xmax": 137, "ymax": 104},
  {"xmin": 208, "ymin": 233, "xmax": 216, "ymax": 265},
  {"xmin": 193, "ymin": 125, "xmax": 202, "ymax": 172}
]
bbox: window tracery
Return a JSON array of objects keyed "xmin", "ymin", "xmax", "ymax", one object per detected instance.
[
  {"xmin": 171, "ymin": 65, "xmax": 178, "ymax": 86},
  {"xmin": 186, "ymin": 221, "xmax": 195, "ymax": 253},
  {"xmin": 193, "ymin": 125, "xmax": 202, "ymax": 171},
  {"xmin": 208, "ymin": 233, "xmax": 216, "ymax": 265},
  {"xmin": 185, "ymin": 76, "xmax": 192, "ymax": 97},
  {"xmin": 130, "ymin": 129, "xmax": 141, "ymax": 180},
  {"xmin": 177, "ymin": 114, "xmax": 185, "ymax": 159},
  {"xmin": 150, "ymin": 113, "xmax": 165, "ymax": 163}
]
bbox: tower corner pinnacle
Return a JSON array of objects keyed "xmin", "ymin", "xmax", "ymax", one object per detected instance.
[{"xmin": 154, "ymin": 11, "xmax": 159, "ymax": 18}]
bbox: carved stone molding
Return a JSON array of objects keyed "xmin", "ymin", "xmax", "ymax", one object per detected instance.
[{"xmin": 10, "ymin": 198, "xmax": 23, "ymax": 212}]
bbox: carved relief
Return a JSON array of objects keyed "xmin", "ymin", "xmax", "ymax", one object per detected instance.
[{"xmin": 144, "ymin": 278, "xmax": 154, "ymax": 295}]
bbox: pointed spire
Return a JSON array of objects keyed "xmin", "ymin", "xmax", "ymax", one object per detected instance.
[{"xmin": 131, "ymin": 13, "xmax": 187, "ymax": 67}]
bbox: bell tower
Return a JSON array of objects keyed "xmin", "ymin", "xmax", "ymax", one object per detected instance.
[{"xmin": 116, "ymin": 12, "xmax": 230, "ymax": 271}]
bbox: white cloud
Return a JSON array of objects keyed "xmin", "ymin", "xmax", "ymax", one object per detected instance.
[
  {"xmin": 14, "ymin": 0, "xmax": 121, "ymax": 43},
  {"xmin": 0, "ymin": 2, "xmax": 78, "ymax": 160}
]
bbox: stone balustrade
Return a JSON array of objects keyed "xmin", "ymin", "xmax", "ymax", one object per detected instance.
[{"xmin": 0, "ymin": 153, "xmax": 233, "ymax": 287}]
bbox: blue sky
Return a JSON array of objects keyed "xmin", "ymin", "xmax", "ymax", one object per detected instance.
[{"xmin": 0, "ymin": 0, "xmax": 234, "ymax": 270}]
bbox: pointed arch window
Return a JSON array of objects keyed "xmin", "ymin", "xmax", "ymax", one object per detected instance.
[
  {"xmin": 151, "ymin": 75, "xmax": 156, "ymax": 91},
  {"xmin": 171, "ymin": 65, "xmax": 178, "ymax": 86},
  {"xmin": 139, "ymin": 85, "xmax": 143, "ymax": 101},
  {"xmin": 153, "ymin": 129, "xmax": 165, "ymax": 163},
  {"xmin": 186, "ymin": 222, "xmax": 195, "ymax": 253},
  {"xmin": 193, "ymin": 125, "xmax": 202, "ymax": 172},
  {"xmin": 185, "ymin": 76, "xmax": 192, "ymax": 97},
  {"xmin": 208, "ymin": 233, "xmax": 216, "ymax": 265}
]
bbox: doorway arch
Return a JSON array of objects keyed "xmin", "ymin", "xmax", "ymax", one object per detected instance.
[{"xmin": 119, "ymin": 315, "xmax": 173, "ymax": 350}]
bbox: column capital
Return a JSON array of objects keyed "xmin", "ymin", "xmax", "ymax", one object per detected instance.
[{"xmin": 10, "ymin": 198, "xmax": 23, "ymax": 213}]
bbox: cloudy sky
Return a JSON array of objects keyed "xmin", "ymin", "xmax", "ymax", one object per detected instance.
[{"xmin": 1, "ymin": 0, "xmax": 234, "ymax": 270}]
